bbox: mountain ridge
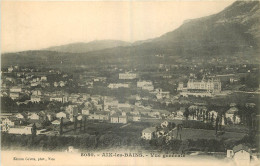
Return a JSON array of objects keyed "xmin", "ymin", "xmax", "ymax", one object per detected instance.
[
  {"xmin": 2, "ymin": 1, "xmax": 259, "ymax": 67},
  {"xmin": 45, "ymin": 40, "xmax": 131, "ymax": 53}
]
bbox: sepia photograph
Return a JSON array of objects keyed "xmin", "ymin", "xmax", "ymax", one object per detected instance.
[{"xmin": 1, "ymin": 0, "xmax": 259, "ymax": 166}]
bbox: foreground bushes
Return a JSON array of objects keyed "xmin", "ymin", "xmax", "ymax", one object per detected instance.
[{"xmin": 1, "ymin": 132, "xmax": 256, "ymax": 153}]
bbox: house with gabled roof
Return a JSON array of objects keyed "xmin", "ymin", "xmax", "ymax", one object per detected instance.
[
  {"xmin": 142, "ymin": 127, "xmax": 156, "ymax": 140},
  {"xmin": 56, "ymin": 112, "xmax": 67, "ymax": 119},
  {"xmin": 227, "ymin": 144, "xmax": 252, "ymax": 166},
  {"xmin": 28, "ymin": 112, "xmax": 40, "ymax": 120},
  {"xmin": 15, "ymin": 113, "xmax": 25, "ymax": 119},
  {"xmin": 51, "ymin": 118, "xmax": 70, "ymax": 125}
]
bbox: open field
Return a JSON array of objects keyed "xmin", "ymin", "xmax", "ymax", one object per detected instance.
[
  {"xmin": 60, "ymin": 120, "xmax": 247, "ymax": 141},
  {"xmin": 63, "ymin": 121, "xmax": 152, "ymax": 137}
]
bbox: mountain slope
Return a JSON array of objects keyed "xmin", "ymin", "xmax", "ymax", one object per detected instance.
[
  {"xmin": 147, "ymin": 0, "xmax": 260, "ymax": 56},
  {"xmin": 45, "ymin": 40, "xmax": 131, "ymax": 53},
  {"xmin": 81, "ymin": 1, "xmax": 259, "ymax": 63}
]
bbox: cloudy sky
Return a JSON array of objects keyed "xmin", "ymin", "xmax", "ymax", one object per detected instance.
[{"xmin": 1, "ymin": 0, "xmax": 235, "ymax": 53}]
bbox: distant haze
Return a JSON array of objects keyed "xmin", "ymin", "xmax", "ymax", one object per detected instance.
[{"xmin": 1, "ymin": 1, "xmax": 235, "ymax": 53}]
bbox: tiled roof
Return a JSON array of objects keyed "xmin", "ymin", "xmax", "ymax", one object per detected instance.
[
  {"xmin": 142, "ymin": 127, "xmax": 156, "ymax": 133},
  {"xmin": 227, "ymin": 107, "xmax": 238, "ymax": 114},
  {"xmin": 233, "ymin": 144, "xmax": 251, "ymax": 154}
]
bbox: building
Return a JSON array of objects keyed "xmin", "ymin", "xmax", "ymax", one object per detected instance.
[
  {"xmin": 10, "ymin": 86, "xmax": 22, "ymax": 93},
  {"xmin": 32, "ymin": 90, "xmax": 42, "ymax": 96},
  {"xmin": 1, "ymin": 118, "xmax": 15, "ymax": 132},
  {"xmin": 180, "ymin": 91, "xmax": 213, "ymax": 97},
  {"xmin": 15, "ymin": 113, "xmax": 25, "ymax": 119},
  {"xmin": 54, "ymin": 82, "xmax": 59, "ymax": 87},
  {"xmin": 56, "ymin": 112, "xmax": 67, "ymax": 119},
  {"xmin": 119, "ymin": 72, "xmax": 137, "ymax": 80},
  {"xmin": 142, "ymin": 127, "xmax": 156, "ymax": 140},
  {"xmin": 210, "ymin": 110, "xmax": 218, "ymax": 119},
  {"xmin": 8, "ymin": 126, "xmax": 33, "ymax": 135},
  {"xmin": 59, "ymin": 81, "xmax": 66, "ymax": 87},
  {"xmin": 227, "ymin": 144, "xmax": 252, "ymax": 166},
  {"xmin": 186, "ymin": 78, "xmax": 221, "ymax": 93},
  {"xmin": 133, "ymin": 115, "xmax": 141, "ymax": 122},
  {"xmin": 41, "ymin": 76, "xmax": 47, "ymax": 81},
  {"xmin": 161, "ymin": 121, "xmax": 169, "ymax": 128},
  {"xmin": 137, "ymin": 81, "xmax": 154, "ymax": 91},
  {"xmin": 82, "ymin": 106, "xmax": 90, "ymax": 115},
  {"xmin": 31, "ymin": 95, "xmax": 42, "ymax": 103},
  {"xmin": 50, "ymin": 96, "xmax": 68, "ymax": 103},
  {"xmin": 118, "ymin": 103, "xmax": 131, "ymax": 108},
  {"xmin": 51, "ymin": 118, "xmax": 70, "ymax": 125},
  {"xmin": 65, "ymin": 146, "xmax": 79, "ymax": 153},
  {"xmin": 88, "ymin": 112, "xmax": 109, "ymax": 121},
  {"xmin": 154, "ymin": 88, "xmax": 170, "ymax": 99},
  {"xmin": 226, "ymin": 107, "xmax": 240, "ymax": 124},
  {"xmin": 108, "ymin": 83, "xmax": 129, "ymax": 89},
  {"xmin": 176, "ymin": 109, "xmax": 185, "ymax": 119},
  {"xmin": 178, "ymin": 77, "xmax": 221, "ymax": 97},
  {"xmin": 9, "ymin": 92, "xmax": 20, "ymax": 100},
  {"xmin": 31, "ymin": 82, "xmax": 39, "ymax": 87},
  {"xmin": 104, "ymin": 97, "xmax": 118, "ymax": 109},
  {"xmin": 50, "ymin": 97, "xmax": 63, "ymax": 102},
  {"xmin": 177, "ymin": 82, "xmax": 184, "ymax": 91},
  {"xmin": 65, "ymin": 105, "xmax": 78, "ymax": 116},
  {"xmin": 110, "ymin": 114, "xmax": 127, "ymax": 124},
  {"xmin": 8, "ymin": 66, "xmax": 14, "ymax": 72},
  {"xmin": 148, "ymin": 110, "xmax": 160, "ymax": 118},
  {"xmin": 28, "ymin": 113, "xmax": 40, "ymax": 120}
]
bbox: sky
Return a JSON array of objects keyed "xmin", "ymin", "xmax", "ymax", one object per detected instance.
[{"xmin": 1, "ymin": 0, "xmax": 235, "ymax": 53}]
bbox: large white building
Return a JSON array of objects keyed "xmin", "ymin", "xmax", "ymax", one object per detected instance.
[
  {"xmin": 178, "ymin": 77, "xmax": 221, "ymax": 97},
  {"xmin": 187, "ymin": 78, "xmax": 221, "ymax": 93}
]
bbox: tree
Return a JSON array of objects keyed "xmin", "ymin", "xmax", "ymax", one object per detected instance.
[
  {"xmin": 74, "ymin": 116, "xmax": 77, "ymax": 133},
  {"xmin": 31, "ymin": 123, "xmax": 37, "ymax": 146},
  {"xmin": 176, "ymin": 124, "xmax": 183, "ymax": 140},
  {"xmin": 211, "ymin": 114, "xmax": 214, "ymax": 123},
  {"xmin": 79, "ymin": 119, "xmax": 82, "ymax": 131},
  {"xmin": 215, "ymin": 117, "xmax": 219, "ymax": 135},
  {"xmin": 84, "ymin": 116, "xmax": 87, "ymax": 132},
  {"xmin": 183, "ymin": 108, "xmax": 189, "ymax": 120},
  {"xmin": 60, "ymin": 117, "xmax": 63, "ymax": 135}
]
